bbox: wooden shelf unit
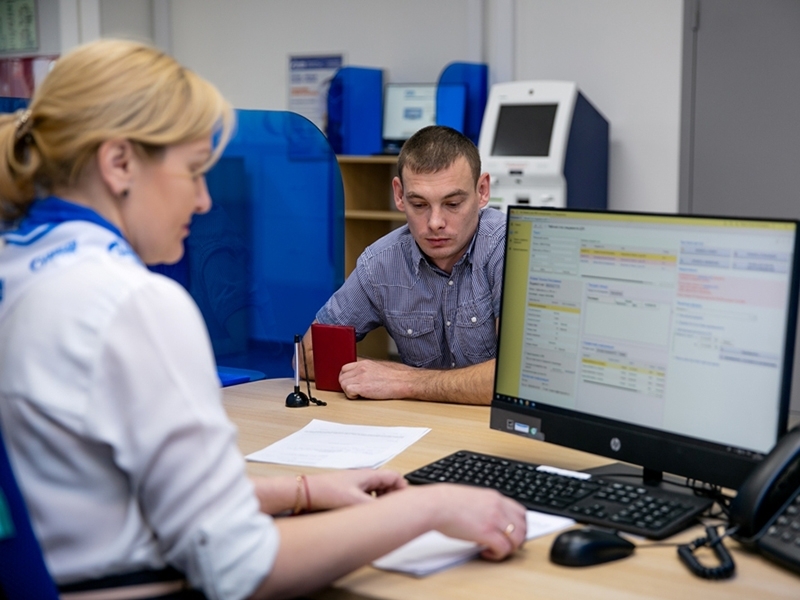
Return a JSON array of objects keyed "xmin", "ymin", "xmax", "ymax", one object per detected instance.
[{"xmin": 337, "ymin": 155, "xmax": 406, "ymax": 359}]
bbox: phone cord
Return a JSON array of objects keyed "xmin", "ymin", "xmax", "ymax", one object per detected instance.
[{"xmin": 677, "ymin": 525, "xmax": 736, "ymax": 580}]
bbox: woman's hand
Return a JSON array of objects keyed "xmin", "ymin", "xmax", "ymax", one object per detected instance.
[
  {"xmin": 420, "ymin": 484, "xmax": 528, "ymax": 560},
  {"xmin": 304, "ymin": 469, "xmax": 407, "ymax": 511},
  {"xmin": 251, "ymin": 481, "xmax": 526, "ymax": 598}
]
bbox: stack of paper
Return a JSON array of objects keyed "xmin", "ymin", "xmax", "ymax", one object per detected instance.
[
  {"xmin": 246, "ymin": 419, "xmax": 430, "ymax": 469},
  {"xmin": 373, "ymin": 511, "xmax": 575, "ymax": 576}
]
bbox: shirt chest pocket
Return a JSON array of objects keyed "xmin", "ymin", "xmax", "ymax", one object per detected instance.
[
  {"xmin": 385, "ymin": 312, "xmax": 442, "ymax": 368},
  {"xmin": 454, "ymin": 302, "xmax": 496, "ymax": 361}
]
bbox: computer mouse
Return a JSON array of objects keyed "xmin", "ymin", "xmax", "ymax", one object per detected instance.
[{"xmin": 550, "ymin": 527, "xmax": 636, "ymax": 567}]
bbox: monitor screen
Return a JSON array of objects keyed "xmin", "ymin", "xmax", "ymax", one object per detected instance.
[
  {"xmin": 492, "ymin": 207, "xmax": 800, "ymax": 489},
  {"xmin": 382, "ymin": 84, "xmax": 437, "ymax": 143},
  {"xmin": 490, "ymin": 104, "xmax": 558, "ymax": 157}
]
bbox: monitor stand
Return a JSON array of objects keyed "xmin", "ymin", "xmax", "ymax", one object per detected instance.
[{"xmin": 582, "ymin": 462, "xmax": 698, "ymax": 498}]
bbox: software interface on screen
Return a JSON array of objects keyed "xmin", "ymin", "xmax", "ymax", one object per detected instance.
[
  {"xmin": 495, "ymin": 209, "xmax": 797, "ymax": 455},
  {"xmin": 491, "ymin": 104, "xmax": 558, "ymax": 157},
  {"xmin": 383, "ymin": 84, "xmax": 437, "ymax": 142}
]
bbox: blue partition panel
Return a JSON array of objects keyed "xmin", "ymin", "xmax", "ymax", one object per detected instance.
[
  {"xmin": 326, "ymin": 66, "xmax": 383, "ymax": 155},
  {"xmin": 153, "ymin": 110, "xmax": 344, "ymax": 382},
  {"xmin": 0, "ymin": 97, "xmax": 29, "ymax": 114},
  {"xmin": 437, "ymin": 62, "xmax": 488, "ymax": 145},
  {"xmin": 436, "ymin": 83, "xmax": 468, "ymax": 133}
]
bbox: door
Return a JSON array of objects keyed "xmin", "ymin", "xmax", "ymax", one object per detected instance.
[{"xmin": 680, "ymin": 0, "xmax": 800, "ymax": 413}]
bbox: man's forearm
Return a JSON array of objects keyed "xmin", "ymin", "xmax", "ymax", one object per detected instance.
[{"xmin": 403, "ymin": 359, "xmax": 495, "ymax": 405}]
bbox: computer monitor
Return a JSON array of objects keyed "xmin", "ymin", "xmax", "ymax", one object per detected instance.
[
  {"xmin": 490, "ymin": 104, "xmax": 558, "ymax": 157},
  {"xmin": 491, "ymin": 207, "xmax": 800, "ymax": 490},
  {"xmin": 382, "ymin": 83, "xmax": 437, "ymax": 153},
  {"xmin": 478, "ymin": 81, "xmax": 577, "ymax": 167}
]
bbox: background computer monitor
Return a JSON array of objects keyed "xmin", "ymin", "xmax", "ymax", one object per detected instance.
[
  {"xmin": 490, "ymin": 104, "xmax": 558, "ymax": 157},
  {"xmin": 382, "ymin": 83, "xmax": 437, "ymax": 152},
  {"xmin": 491, "ymin": 207, "xmax": 800, "ymax": 490}
]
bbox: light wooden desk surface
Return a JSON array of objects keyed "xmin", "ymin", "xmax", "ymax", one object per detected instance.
[{"xmin": 224, "ymin": 379, "xmax": 800, "ymax": 599}]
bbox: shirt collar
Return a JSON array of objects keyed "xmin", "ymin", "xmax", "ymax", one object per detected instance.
[{"xmin": 22, "ymin": 196, "xmax": 126, "ymax": 240}]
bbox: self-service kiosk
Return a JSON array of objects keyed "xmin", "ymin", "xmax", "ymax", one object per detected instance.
[{"xmin": 478, "ymin": 81, "xmax": 608, "ymax": 211}]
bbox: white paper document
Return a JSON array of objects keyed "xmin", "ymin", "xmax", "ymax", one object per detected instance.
[
  {"xmin": 373, "ymin": 511, "xmax": 575, "ymax": 576},
  {"xmin": 245, "ymin": 419, "xmax": 430, "ymax": 469}
]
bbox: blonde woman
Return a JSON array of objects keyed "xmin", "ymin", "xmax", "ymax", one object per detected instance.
[{"xmin": 0, "ymin": 40, "xmax": 525, "ymax": 600}]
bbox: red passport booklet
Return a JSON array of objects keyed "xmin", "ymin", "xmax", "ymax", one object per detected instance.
[{"xmin": 311, "ymin": 323, "xmax": 357, "ymax": 392}]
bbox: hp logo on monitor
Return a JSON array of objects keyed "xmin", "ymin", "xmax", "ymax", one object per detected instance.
[{"xmin": 610, "ymin": 437, "xmax": 621, "ymax": 452}]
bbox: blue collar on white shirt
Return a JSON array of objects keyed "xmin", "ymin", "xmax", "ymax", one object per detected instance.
[{"xmin": 15, "ymin": 196, "xmax": 126, "ymax": 241}]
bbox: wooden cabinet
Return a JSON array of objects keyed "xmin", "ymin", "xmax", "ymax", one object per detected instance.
[
  {"xmin": 338, "ymin": 155, "xmax": 405, "ymax": 272},
  {"xmin": 337, "ymin": 155, "xmax": 406, "ymax": 359}
]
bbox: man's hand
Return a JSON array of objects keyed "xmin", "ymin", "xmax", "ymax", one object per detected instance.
[
  {"xmin": 338, "ymin": 358, "xmax": 495, "ymax": 404},
  {"xmin": 338, "ymin": 359, "xmax": 414, "ymax": 400}
]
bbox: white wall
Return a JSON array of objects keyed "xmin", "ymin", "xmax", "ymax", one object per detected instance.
[
  {"xmin": 167, "ymin": 0, "xmax": 685, "ymax": 214},
  {"xmin": 515, "ymin": 0, "xmax": 684, "ymax": 213},
  {"xmin": 47, "ymin": 1, "xmax": 686, "ymax": 214},
  {"xmin": 99, "ymin": 0, "xmax": 153, "ymax": 43},
  {"xmin": 170, "ymin": 0, "xmax": 478, "ymax": 111}
]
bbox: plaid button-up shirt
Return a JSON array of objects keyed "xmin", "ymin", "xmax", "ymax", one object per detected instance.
[{"xmin": 317, "ymin": 208, "xmax": 506, "ymax": 369}]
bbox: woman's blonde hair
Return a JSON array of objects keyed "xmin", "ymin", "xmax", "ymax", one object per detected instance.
[{"xmin": 0, "ymin": 39, "xmax": 234, "ymax": 220}]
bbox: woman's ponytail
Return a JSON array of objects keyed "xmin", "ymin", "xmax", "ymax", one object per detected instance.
[{"xmin": 0, "ymin": 108, "xmax": 42, "ymax": 221}]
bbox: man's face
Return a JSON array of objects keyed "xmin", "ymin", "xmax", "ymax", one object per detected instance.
[{"xmin": 392, "ymin": 156, "xmax": 490, "ymax": 273}]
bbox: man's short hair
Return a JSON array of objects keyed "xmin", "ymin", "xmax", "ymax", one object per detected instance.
[{"xmin": 397, "ymin": 126, "xmax": 481, "ymax": 187}]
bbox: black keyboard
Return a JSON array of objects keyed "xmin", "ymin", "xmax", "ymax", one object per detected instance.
[{"xmin": 406, "ymin": 450, "xmax": 713, "ymax": 540}]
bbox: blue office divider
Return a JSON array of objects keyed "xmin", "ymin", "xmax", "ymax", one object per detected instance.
[
  {"xmin": 153, "ymin": 110, "xmax": 345, "ymax": 382},
  {"xmin": 0, "ymin": 97, "xmax": 29, "ymax": 114},
  {"xmin": 437, "ymin": 62, "xmax": 488, "ymax": 145},
  {"xmin": 436, "ymin": 83, "xmax": 468, "ymax": 133},
  {"xmin": 326, "ymin": 66, "xmax": 383, "ymax": 155}
]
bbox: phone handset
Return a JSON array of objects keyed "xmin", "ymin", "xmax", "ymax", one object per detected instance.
[{"xmin": 730, "ymin": 425, "xmax": 800, "ymax": 541}]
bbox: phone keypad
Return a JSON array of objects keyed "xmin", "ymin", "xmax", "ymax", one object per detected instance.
[{"xmin": 760, "ymin": 491, "xmax": 800, "ymax": 573}]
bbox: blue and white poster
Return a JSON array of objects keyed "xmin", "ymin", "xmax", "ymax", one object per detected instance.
[{"xmin": 288, "ymin": 54, "xmax": 343, "ymax": 134}]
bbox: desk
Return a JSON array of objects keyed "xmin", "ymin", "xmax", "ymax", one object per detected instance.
[{"xmin": 224, "ymin": 379, "xmax": 799, "ymax": 599}]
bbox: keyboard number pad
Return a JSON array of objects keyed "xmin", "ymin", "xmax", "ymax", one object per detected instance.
[{"xmin": 569, "ymin": 483, "xmax": 690, "ymax": 531}]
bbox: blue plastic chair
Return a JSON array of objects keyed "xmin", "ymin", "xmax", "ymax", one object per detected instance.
[
  {"xmin": 152, "ymin": 110, "xmax": 345, "ymax": 385},
  {"xmin": 0, "ymin": 427, "xmax": 60, "ymax": 599}
]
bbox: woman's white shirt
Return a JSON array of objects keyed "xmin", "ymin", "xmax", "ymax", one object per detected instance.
[{"xmin": 0, "ymin": 220, "xmax": 277, "ymax": 600}]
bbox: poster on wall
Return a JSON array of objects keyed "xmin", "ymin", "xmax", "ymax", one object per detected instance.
[
  {"xmin": 288, "ymin": 54, "xmax": 343, "ymax": 135},
  {"xmin": 0, "ymin": 0, "xmax": 38, "ymax": 53}
]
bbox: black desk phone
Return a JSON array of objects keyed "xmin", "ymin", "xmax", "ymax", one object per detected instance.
[{"xmin": 730, "ymin": 424, "xmax": 800, "ymax": 574}]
